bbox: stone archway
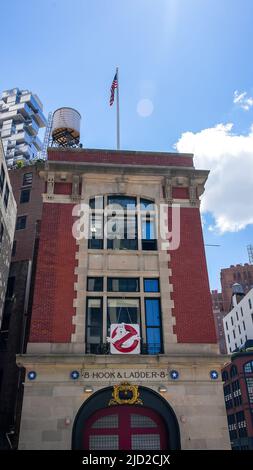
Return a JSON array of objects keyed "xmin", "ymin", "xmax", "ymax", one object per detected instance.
[{"xmin": 72, "ymin": 385, "xmax": 181, "ymax": 450}]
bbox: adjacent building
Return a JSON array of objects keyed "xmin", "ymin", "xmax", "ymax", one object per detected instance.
[
  {"xmin": 0, "ymin": 163, "xmax": 44, "ymax": 448},
  {"xmin": 16, "ymin": 146, "xmax": 230, "ymax": 450},
  {"xmin": 221, "ymin": 264, "xmax": 253, "ymax": 313},
  {"xmin": 223, "ymin": 286, "xmax": 253, "ymax": 354},
  {"xmin": 222, "ymin": 352, "xmax": 253, "ymax": 449},
  {"xmin": 0, "ymin": 140, "xmax": 16, "ymax": 329},
  {"xmin": 0, "ymin": 88, "xmax": 47, "ymax": 168},
  {"xmin": 211, "ymin": 290, "xmax": 226, "ymax": 354}
]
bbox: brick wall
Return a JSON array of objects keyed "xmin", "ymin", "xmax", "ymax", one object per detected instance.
[
  {"xmin": 48, "ymin": 148, "xmax": 194, "ymax": 168},
  {"xmin": 168, "ymin": 207, "xmax": 216, "ymax": 343},
  {"xmin": 29, "ymin": 203, "xmax": 77, "ymax": 342}
]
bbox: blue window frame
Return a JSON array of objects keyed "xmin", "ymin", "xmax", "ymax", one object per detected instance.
[
  {"xmin": 144, "ymin": 279, "xmax": 159, "ymax": 292},
  {"xmin": 145, "ymin": 299, "xmax": 163, "ymax": 354}
]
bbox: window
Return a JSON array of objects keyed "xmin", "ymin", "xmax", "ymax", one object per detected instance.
[
  {"xmin": 107, "ymin": 298, "xmax": 140, "ymax": 329},
  {"xmin": 222, "ymin": 371, "xmax": 229, "ymax": 382},
  {"xmin": 241, "ymin": 307, "xmax": 243, "ymax": 316},
  {"xmin": 87, "ymin": 277, "xmax": 103, "ymax": 292},
  {"xmin": 20, "ymin": 189, "xmax": 30, "ymax": 204},
  {"xmin": 16, "ymin": 216, "xmax": 27, "ymax": 230},
  {"xmin": 88, "ymin": 213, "xmax": 104, "ymax": 249},
  {"xmin": 107, "ymin": 278, "xmax": 139, "ymax": 292},
  {"xmin": 244, "ymin": 361, "xmax": 253, "ymax": 374},
  {"xmin": 107, "ymin": 214, "xmax": 137, "ymax": 250},
  {"xmin": 88, "ymin": 195, "xmax": 158, "ymax": 252},
  {"xmin": 141, "ymin": 215, "xmax": 157, "ymax": 251},
  {"xmin": 243, "ymin": 321, "xmax": 246, "ymax": 330},
  {"xmin": 12, "ymin": 240, "xmax": 16, "ymax": 257},
  {"xmin": 236, "ymin": 311, "xmax": 239, "ymax": 321},
  {"xmin": 144, "ymin": 279, "xmax": 160, "ymax": 293},
  {"xmin": 0, "ymin": 164, "xmax": 5, "ymax": 194},
  {"xmin": 145, "ymin": 299, "xmax": 163, "ymax": 354},
  {"xmin": 227, "ymin": 414, "xmax": 237, "ymax": 440},
  {"xmin": 230, "ymin": 365, "xmax": 238, "ymax": 378},
  {"xmin": 246, "ymin": 378, "xmax": 253, "ymax": 403},
  {"xmin": 108, "ymin": 195, "xmax": 136, "ymax": 210},
  {"xmin": 23, "ymin": 172, "xmax": 33, "ymax": 186},
  {"xmin": 232, "ymin": 380, "xmax": 242, "ymax": 407},
  {"xmin": 238, "ymin": 325, "xmax": 241, "ymax": 335},
  {"xmin": 4, "ymin": 184, "xmax": 9, "ymax": 208},
  {"xmin": 231, "ymin": 317, "xmax": 234, "ymax": 326},
  {"xmin": 227, "ymin": 334, "xmax": 230, "ymax": 344},
  {"xmin": 140, "ymin": 198, "xmax": 155, "ymax": 210},
  {"xmin": 249, "ymin": 298, "xmax": 252, "ymax": 310},
  {"xmin": 0, "ymin": 222, "xmax": 3, "ymax": 246},
  {"xmin": 6, "ymin": 276, "xmax": 15, "ymax": 299},
  {"xmin": 233, "ymin": 330, "xmax": 236, "ymax": 339},
  {"xmin": 86, "ymin": 298, "xmax": 103, "ymax": 354},
  {"xmin": 225, "ymin": 321, "xmax": 228, "ymax": 331},
  {"xmin": 236, "ymin": 411, "xmax": 247, "ymax": 438}
]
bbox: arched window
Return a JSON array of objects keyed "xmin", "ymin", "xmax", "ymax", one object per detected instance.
[
  {"xmin": 230, "ymin": 365, "xmax": 238, "ymax": 378},
  {"xmin": 222, "ymin": 371, "xmax": 229, "ymax": 382},
  {"xmin": 88, "ymin": 195, "xmax": 157, "ymax": 251},
  {"xmin": 244, "ymin": 361, "xmax": 253, "ymax": 374}
]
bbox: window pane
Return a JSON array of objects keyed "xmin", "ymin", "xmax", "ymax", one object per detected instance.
[
  {"xmin": 107, "ymin": 278, "xmax": 139, "ymax": 292},
  {"xmin": 87, "ymin": 277, "xmax": 103, "ymax": 291},
  {"xmin": 145, "ymin": 299, "xmax": 161, "ymax": 326},
  {"xmin": 4, "ymin": 185, "xmax": 9, "ymax": 208},
  {"xmin": 20, "ymin": 189, "xmax": 30, "ymax": 203},
  {"xmin": 107, "ymin": 298, "xmax": 140, "ymax": 327},
  {"xmin": 144, "ymin": 279, "xmax": 159, "ymax": 292},
  {"xmin": 89, "ymin": 196, "xmax": 104, "ymax": 209},
  {"xmin": 108, "ymin": 195, "xmax": 136, "ymax": 210},
  {"xmin": 86, "ymin": 298, "xmax": 103, "ymax": 353},
  {"xmin": 88, "ymin": 214, "xmax": 103, "ymax": 249},
  {"xmin": 140, "ymin": 198, "xmax": 155, "ymax": 210},
  {"xmin": 23, "ymin": 172, "xmax": 33, "ymax": 186},
  {"xmin": 16, "ymin": 216, "xmax": 27, "ymax": 230},
  {"xmin": 107, "ymin": 215, "xmax": 137, "ymax": 250},
  {"xmin": 146, "ymin": 329, "xmax": 162, "ymax": 354}
]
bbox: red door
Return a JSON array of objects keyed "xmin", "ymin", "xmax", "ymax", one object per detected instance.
[{"xmin": 83, "ymin": 406, "xmax": 168, "ymax": 450}]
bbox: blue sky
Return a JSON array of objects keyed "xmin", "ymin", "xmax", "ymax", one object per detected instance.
[{"xmin": 1, "ymin": 0, "xmax": 253, "ymax": 290}]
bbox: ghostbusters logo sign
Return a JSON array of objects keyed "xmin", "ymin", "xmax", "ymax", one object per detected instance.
[{"xmin": 107, "ymin": 323, "xmax": 141, "ymax": 354}]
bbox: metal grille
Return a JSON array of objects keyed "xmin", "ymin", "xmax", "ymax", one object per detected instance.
[
  {"xmin": 91, "ymin": 414, "xmax": 118, "ymax": 429},
  {"xmin": 131, "ymin": 434, "xmax": 161, "ymax": 450},
  {"xmin": 131, "ymin": 414, "xmax": 157, "ymax": 428},
  {"xmin": 89, "ymin": 435, "xmax": 119, "ymax": 450}
]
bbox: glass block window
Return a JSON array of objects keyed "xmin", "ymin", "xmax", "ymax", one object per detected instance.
[
  {"xmin": 131, "ymin": 414, "xmax": 157, "ymax": 428},
  {"xmin": 89, "ymin": 435, "xmax": 119, "ymax": 450},
  {"xmin": 131, "ymin": 434, "xmax": 161, "ymax": 450},
  {"xmin": 244, "ymin": 361, "xmax": 253, "ymax": 374},
  {"xmin": 246, "ymin": 378, "xmax": 253, "ymax": 403},
  {"xmin": 92, "ymin": 415, "xmax": 118, "ymax": 429}
]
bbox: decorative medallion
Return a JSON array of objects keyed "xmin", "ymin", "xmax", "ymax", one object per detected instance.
[
  {"xmin": 27, "ymin": 371, "xmax": 37, "ymax": 381},
  {"xmin": 210, "ymin": 370, "xmax": 219, "ymax": 380},
  {"xmin": 70, "ymin": 370, "xmax": 80, "ymax": 380},
  {"xmin": 169, "ymin": 369, "xmax": 179, "ymax": 380},
  {"xmin": 108, "ymin": 382, "xmax": 143, "ymax": 406}
]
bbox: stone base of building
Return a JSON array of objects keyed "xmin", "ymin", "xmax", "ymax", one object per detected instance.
[{"xmin": 17, "ymin": 350, "xmax": 231, "ymax": 450}]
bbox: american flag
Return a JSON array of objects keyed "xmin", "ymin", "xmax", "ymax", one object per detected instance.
[{"xmin": 110, "ymin": 72, "xmax": 118, "ymax": 106}]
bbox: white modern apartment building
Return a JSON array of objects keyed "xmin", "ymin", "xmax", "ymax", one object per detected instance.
[
  {"xmin": 0, "ymin": 140, "xmax": 16, "ymax": 327},
  {"xmin": 0, "ymin": 88, "xmax": 47, "ymax": 167},
  {"xmin": 223, "ymin": 286, "xmax": 253, "ymax": 353}
]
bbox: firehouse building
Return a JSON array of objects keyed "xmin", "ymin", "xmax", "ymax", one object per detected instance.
[{"xmin": 17, "ymin": 147, "xmax": 230, "ymax": 450}]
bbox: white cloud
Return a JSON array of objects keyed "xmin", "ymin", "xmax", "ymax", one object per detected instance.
[
  {"xmin": 175, "ymin": 123, "xmax": 253, "ymax": 233},
  {"xmin": 233, "ymin": 90, "xmax": 253, "ymax": 111}
]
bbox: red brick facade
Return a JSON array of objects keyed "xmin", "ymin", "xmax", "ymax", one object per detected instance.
[
  {"xmin": 29, "ymin": 148, "xmax": 216, "ymax": 346},
  {"xmin": 48, "ymin": 148, "xmax": 194, "ymax": 168},
  {"xmin": 29, "ymin": 203, "xmax": 77, "ymax": 342},
  {"xmin": 169, "ymin": 207, "xmax": 216, "ymax": 343}
]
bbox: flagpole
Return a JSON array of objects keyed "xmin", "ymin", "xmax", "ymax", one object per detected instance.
[{"xmin": 116, "ymin": 66, "xmax": 120, "ymax": 150}]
